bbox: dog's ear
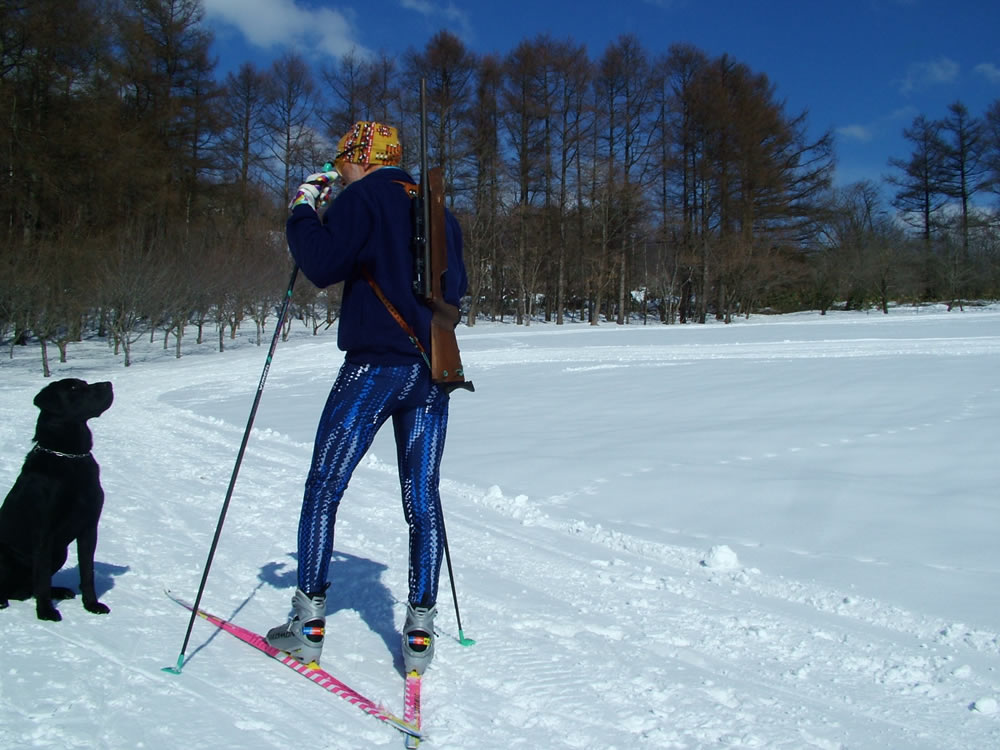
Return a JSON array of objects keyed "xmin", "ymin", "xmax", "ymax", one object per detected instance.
[
  {"xmin": 33, "ymin": 379, "xmax": 86, "ymax": 413},
  {"xmin": 33, "ymin": 383, "xmax": 61, "ymax": 412}
]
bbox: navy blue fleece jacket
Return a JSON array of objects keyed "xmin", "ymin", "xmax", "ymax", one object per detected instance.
[{"xmin": 286, "ymin": 167, "xmax": 467, "ymax": 366}]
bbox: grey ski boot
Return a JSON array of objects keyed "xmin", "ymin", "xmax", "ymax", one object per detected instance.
[
  {"xmin": 402, "ymin": 603, "xmax": 437, "ymax": 675},
  {"xmin": 266, "ymin": 588, "xmax": 326, "ymax": 665}
]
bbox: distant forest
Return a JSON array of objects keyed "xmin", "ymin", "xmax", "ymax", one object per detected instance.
[{"xmin": 3, "ymin": 1, "xmax": 999, "ymax": 373}]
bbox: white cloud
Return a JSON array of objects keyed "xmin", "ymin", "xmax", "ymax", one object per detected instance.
[
  {"xmin": 835, "ymin": 107, "xmax": 915, "ymax": 147},
  {"xmin": 399, "ymin": 0, "xmax": 434, "ymax": 12},
  {"xmin": 973, "ymin": 62, "xmax": 1000, "ymax": 84},
  {"xmin": 837, "ymin": 124, "xmax": 874, "ymax": 143},
  {"xmin": 898, "ymin": 56, "xmax": 959, "ymax": 94},
  {"xmin": 886, "ymin": 105, "xmax": 918, "ymax": 122},
  {"xmin": 398, "ymin": 0, "xmax": 474, "ymax": 39},
  {"xmin": 202, "ymin": 0, "xmax": 370, "ymax": 59}
]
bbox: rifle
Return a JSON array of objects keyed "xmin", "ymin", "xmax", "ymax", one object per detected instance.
[{"xmin": 412, "ymin": 79, "xmax": 474, "ymax": 393}]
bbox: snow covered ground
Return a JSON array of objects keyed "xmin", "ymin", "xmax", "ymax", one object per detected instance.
[{"xmin": 2, "ymin": 304, "xmax": 999, "ymax": 749}]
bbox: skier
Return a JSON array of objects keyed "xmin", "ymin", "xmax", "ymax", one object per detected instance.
[{"xmin": 266, "ymin": 121, "xmax": 468, "ymax": 676}]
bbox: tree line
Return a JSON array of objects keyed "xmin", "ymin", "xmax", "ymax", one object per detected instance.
[{"xmin": 3, "ymin": 0, "xmax": 999, "ymax": 374}]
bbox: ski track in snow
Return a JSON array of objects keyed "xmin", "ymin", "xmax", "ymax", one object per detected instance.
[{"xmin": 2, "ymin": 307, "xmax": 1000, "ymax": 749}]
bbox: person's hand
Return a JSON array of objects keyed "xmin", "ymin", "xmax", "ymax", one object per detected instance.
[
  {"xmin": 304, "ymin": 169, "xmax": 338, "ymax": 187},
  {"xmin": 289, "ymin": 169, "xmax": 339, "ymax": 212},
  {"xmin": 289, "ymin": 182, "xmax": 322, "ymax": 212},
  {"xmin": 305, "ymin": 169, "xmax": 339, "ymax": 209}
]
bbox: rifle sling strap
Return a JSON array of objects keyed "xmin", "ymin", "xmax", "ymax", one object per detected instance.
[
  {"xmin": 393, "ymin": 180, "xmax": 420, "ymax": 197},
  {"xmin": 358, "ymin": 181, "xmax": 425, "ymax": 363},
  {"xmin": 360, "ymin": 265, "xmax": 432, "ymax": 370}
]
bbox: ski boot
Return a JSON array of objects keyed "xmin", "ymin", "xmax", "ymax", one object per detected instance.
[
  {"xmin": 402, "ymin": 603, "xmax": 437, "ymax": 675},
  {"xmin": 266, "ymin": 588, "xmax": 326, "ymax": 665}
]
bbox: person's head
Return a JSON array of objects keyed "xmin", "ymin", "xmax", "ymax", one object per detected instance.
[{"xmin": 334, "ymin": 121, "xmax": 401, "ymax": 184}]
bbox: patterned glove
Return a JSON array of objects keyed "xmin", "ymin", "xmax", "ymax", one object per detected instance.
[
  {"xmin": 304, "ymin": 169, "xmax": 338, "ymax": 187},
  {"xmin": 288, "ymin": 169, "xmax": 339, "ymax": 212},
  {"xmin": 289, "ymin": 182, "xmax": 322, "ymax": 211}
]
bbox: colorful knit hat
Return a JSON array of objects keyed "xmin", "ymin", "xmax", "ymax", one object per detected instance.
[{"xmin": 335, "ymin": 121, "xmax": 402, "ymax": 169}]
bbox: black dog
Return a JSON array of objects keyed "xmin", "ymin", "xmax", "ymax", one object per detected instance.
[{"xmin": 0, "ymin": 378, "xmax": 114, "ymax": 621}]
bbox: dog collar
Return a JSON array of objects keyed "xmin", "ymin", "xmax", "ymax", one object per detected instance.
[{"xmin": 33, "ymin": 445, "xmax": 92, "ymax": 459}]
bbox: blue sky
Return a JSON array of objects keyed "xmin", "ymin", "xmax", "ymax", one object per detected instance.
[{"xmin": 202, "ymin": 0, "xmax": 1000, "ymax": 192}]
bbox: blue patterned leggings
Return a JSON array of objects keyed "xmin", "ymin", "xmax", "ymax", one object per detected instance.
[{"xmin": 297, "ymin": 362, "xmax": 449, "ymax": 608}]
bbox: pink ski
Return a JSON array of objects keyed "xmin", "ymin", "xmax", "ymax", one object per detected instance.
[
  {"xmin": 166, "ymin": 591, "xmax": 421, "ymax": 740},
  {"xmin": 403, "ymin": 671, "xmax": 422, "ymax": 749}
]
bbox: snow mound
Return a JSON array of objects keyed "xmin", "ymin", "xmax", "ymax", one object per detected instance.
[
  {"xmin": 971, "ymin": 697, "xmax": 998, "ymax": 715},
  {"xmin": 701, "ymin": 544, "xmax": 740, "ymax": 570}
]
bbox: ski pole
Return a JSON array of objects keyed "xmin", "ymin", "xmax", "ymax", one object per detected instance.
[
  {"xmin": 439, "ymin": 510, "xmax": 475, "ymax": 646},
  {"xmin": 164, "ymin": 263, "xmax": 300, "ymax": 674}
]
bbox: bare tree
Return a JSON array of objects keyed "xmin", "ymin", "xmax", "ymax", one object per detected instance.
[
  {"xmin": 939, "ymin": 101, "xmax": 990, "ymax": 256},
  {"xmin": 464, "ymin": 54, "xmax": 504, "ymax": 324},
  {"xmin": 404, "ymin": 31, "xmax": 478, "ymax": 200},
  {"xmin": 549, "ymin": 40, "xmax": 592, "ymax": 324},
  {"xmin": 502, "ymin": 37, "xmax": 548, "ymax": 324},
  {"xmin": 262, "ymin": 53, "xmax": 320, "ymax": 204},
  {"xmin": 100, "ymin": 223, "xmax": 170, "ymax": 367},
  {"xmin": 600, "ymin": 35, "xmax": 655, "ymax": 324},
  {"xmin": 684, "ymin": 53, "xmax": 833, "ymax": 322},
  {"xmin": 113, "ymin": 0, "xmax": 220, "ymax": 226},
  {"xmin": 319, "ymin": 49, "xmax": 371, "ymax": 137},
  {"xmin": 365, "ymin": 52, "xmax": 405, "ymax": 125},
  {"xmin": 317, "ymin": 51, "xmax": 404, "ymax": 156},
  {"xmin": 821, "ymin": 181, "xmax": 907, "ymax": 313},
  {"xmin": 986, "ymin": 99, "xmax": 1000, "ymax": 206},
  {"xmin": 887, "ymin": 115, "xmax": 948, "ymax": 242},
  {"xmin": 655, "ymin": 44, "xmax": 710, "ymax": 323},
  {"xmin": 219, "ymin": 62, "xmax": 273, "ymax": 225}
]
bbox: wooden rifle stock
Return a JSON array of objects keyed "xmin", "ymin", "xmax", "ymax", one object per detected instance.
[
  {"xmin": 424, "ymin": 166, "xmax": 472, "ymax": 391},
  {"xmin": 415, "ymin": 80, "xmax": 473, "ymax": 393}
]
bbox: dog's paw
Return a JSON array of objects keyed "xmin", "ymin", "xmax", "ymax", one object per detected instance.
[
  {"xmin": 36, "ymin": 604, "xmax": 63, "ymax": 622},
  {"xmin": 0, "ymin": 598, "xmax": 8, "ymax": 609},
  {"xmin": 84, "ymin": 600, "xmax": 111, "ymax": 615},
  {"xmin": 51, "ymin": 586, "xmax": 77, "ymax": 601}
]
